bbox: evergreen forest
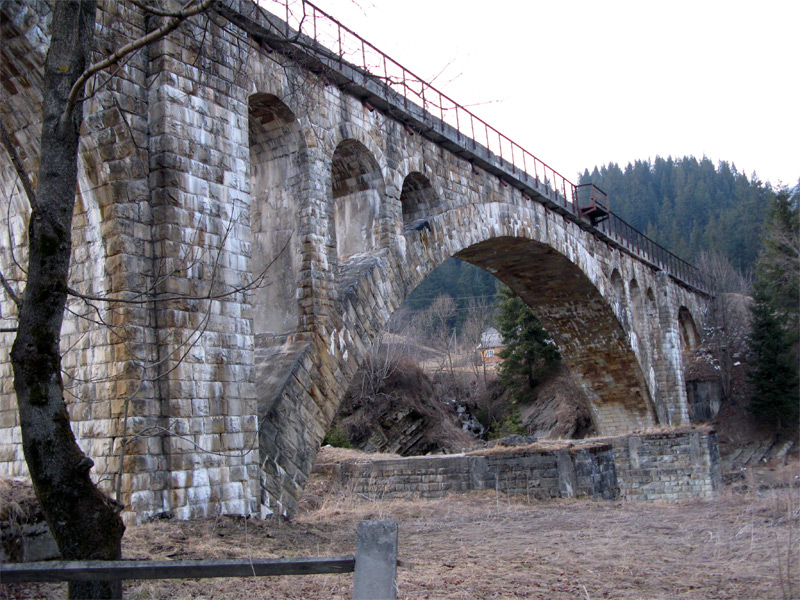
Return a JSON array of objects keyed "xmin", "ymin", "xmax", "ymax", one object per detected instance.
[{"xmin": 578, "ymin": 156, "xmax": 780, "ymax": 272}]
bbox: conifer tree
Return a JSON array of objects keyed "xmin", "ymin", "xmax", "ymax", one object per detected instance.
[
  {"xmin": 495, "ymin": 286, "xmax": 560, "ymax": 403},
  {"xmin": 747, "ymin": 185, "xmax": 800, "ymax": 431},
  {"xmin": 747, "ymin": 284, "xmax": 798, "ymax": 428},
  {"xmin": 579, "ymin": 156, "xmax": 775, "ymax": 271}
]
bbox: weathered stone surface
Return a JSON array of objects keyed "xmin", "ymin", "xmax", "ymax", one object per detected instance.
[
  {"xmin": 0, "ymin": 0, "xmax": 709, "ymax": 522},
  {"xmin": 324, "ymin": 430, "xmax": 719, "ymax": 503}
]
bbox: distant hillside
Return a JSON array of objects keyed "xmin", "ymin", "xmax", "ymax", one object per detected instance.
[
  {"xmin": 404, "ymin": 257, "xmax": 498, "ymax": 322},
  {"xmin": 579, "ymin": 156, "xmax": 778, "ymax": 272}
]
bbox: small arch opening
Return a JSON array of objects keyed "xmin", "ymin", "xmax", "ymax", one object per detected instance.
[
  {"xmin": 629, "ymin": 278, "xmax": 643, "ymax": 323},
  {"xmin": 646, "ymin": 287, "xmax": 658, "ymax": 322},
  {"xmin": 678, "ymin": 306, "xmax": 700, "ymax": 351},
  {"xmin": 610, "ymin": 269, "xmax": 624, "ymax": 303},
  {"xmin": 400, "ymin": 172, "xmax": 437, "ymax": 226},
  {"xmin": 331, "ymin": 139, "xmax": 384, "ymax": 261},
  {"xmin": 249, "ymin": 93, "xmax": 302, "ymax": 337}
]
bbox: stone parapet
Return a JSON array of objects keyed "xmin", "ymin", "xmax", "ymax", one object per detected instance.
[
  {"xmin": 606, "ymin": 428, "xmax": 721, "ymax": 501},
  {"xmin": 328, "ymin": 442, "xmax": 617, "ymax": 501}
]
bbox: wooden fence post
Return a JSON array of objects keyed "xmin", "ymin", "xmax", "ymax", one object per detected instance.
[{"xmin": 353, "ymin": 520, "xmax": 397, "ymax": 600}]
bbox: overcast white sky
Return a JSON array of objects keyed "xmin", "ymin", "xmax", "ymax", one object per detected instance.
[{"xmin": 308, "ymin": 0, "xmax": 798, "ymax": 188}]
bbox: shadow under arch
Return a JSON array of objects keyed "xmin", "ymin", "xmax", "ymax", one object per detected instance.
[
  {"xmin": 454, "ymin": 237, "xmax": 657, "ymax": 434},
  {"xmin": 249, "ymin": 92, "xmax": 305, "ymax": 340},
  {"xmin": 330, "ymin": 139, "xmax": 385, "ymax": 263}
]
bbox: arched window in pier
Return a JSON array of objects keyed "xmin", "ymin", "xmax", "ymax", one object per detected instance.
[
  {"xmin": 331, "ymin": 140, "xmax": 385, "ymax": 262},
  {"xmin": 400, "ymin": 172, "xmax": 437, "ymax": 227},
  {"xmin": 678, "ymin": 306, "xmax": 700, "ymax": 351},
  {"xmin": 249, "ymin": 93, "xmax": 302, "ymax": 337}
]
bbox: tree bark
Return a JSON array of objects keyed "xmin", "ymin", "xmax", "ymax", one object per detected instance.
[{"xmin": 9, "ymin": 1, "xmax": 125, "ymax": 598}]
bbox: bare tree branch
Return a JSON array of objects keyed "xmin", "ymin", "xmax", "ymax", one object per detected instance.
[
  {"xmin": 63, "ymin": 0, "xmax": 215, "ymax": 124},
  {"xmin": 0, "ymin": 118, "xmax": 37, "ymax": 212},
  {"xmin": 0, "ymin": 268, "xmax": 20, "ymax": 307},
  {"xmin": 65, "ymin": 231, "xmax": 291, "ymax": 305}
]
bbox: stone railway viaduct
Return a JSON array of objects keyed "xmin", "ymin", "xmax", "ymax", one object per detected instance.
[{"xmin": 0, "ymin": 0, "xmax": 709, "ymax": 522}]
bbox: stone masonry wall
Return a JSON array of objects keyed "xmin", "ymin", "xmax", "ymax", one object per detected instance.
[
  {"xmin": 334, "ymin": 443, "xmax": 617, "ymax": 501},
  {"xmin": 607, "ymin": 429, "xmax": 721, "ymax": 501},
  {"xmin": 322, "ymin": 430, "xmax": 720, "ymax": 504}
]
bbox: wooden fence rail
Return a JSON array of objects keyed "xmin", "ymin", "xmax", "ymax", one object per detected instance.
[{"xmin": 0, "ymin": 520, "xmax": 398, "ymax": 600}]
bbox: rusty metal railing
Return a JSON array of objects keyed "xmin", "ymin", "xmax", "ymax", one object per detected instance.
[{"xmin": 254, "ymin": 0, "xmax": 710, "ymax": 294}]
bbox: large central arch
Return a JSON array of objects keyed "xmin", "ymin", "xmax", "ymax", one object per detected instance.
[
  {"xmin": 455, "ymin": 237, "xmax": 655, "ymax": 431},
  {"xmin": 399, "ymin": 202, "xmax": 658, "ymax": 433}
]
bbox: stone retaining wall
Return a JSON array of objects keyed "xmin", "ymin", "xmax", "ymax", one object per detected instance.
[
  {"xmin": 605, "ymin": 429, "xmax": 721, "ymax": 501},
  {"xmin": 322, "ymin": 430, "xmax": 720, "ymax": 503}
]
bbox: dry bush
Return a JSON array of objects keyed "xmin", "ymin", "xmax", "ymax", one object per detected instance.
[
  {"xmin": 336, "ymin": 355, "xmax": 474, "ymax": 455},
  {"xmin": 0, "ymin": 479, "xmax": 41, "ymax": 526},
  {"xmin": 0, "ymin": 478, "xmax": 46, "ymax": 563}
]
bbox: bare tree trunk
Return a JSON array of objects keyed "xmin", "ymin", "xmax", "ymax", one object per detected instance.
[{"xmin": 9, "ymin": 2, "xmax": 124, "ymax": 598}]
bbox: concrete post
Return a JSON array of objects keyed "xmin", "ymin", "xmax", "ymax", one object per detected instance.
[{"xmin": 353, "ymin": 520, "xmax": 398, "ymax": 600}]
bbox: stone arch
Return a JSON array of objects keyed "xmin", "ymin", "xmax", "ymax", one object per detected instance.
[
  {"xmin": 328, "ymin": 121, "xmax": 386, "ymax": 174},
  {"xmin": 454, "ymin": 237, "xmax": 656, "ymax": 435},
  {"xmin": 678, "ymin": 306, "xmax": 700, "ymax": 351},
  {"xmin": 326, "ymin": 203, "xmax": 661, "ymax": 438},
  {"xmin": 330, "ymin": 139, "xmax": 385, "ymax": 261},
  {"xmin": 400, "ymin": 172, "xmax": 438, "ymax": 226},
  {"xmin": 248, "ymin": 93, "xmax": 304, "ymax": 338}
]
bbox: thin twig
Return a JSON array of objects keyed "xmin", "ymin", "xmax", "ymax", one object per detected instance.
[
  {"xmin": 63, "ymin": 0, "xmax": 214, "ymax": 124},
  {"xmin": 0, "ymin": 269, "xmax": 20, "ymax": 307},
  {"xmin": 65, "ymin": 231, "xmax": 291, "ymax": 305},
  {"xmin": 1, "ymin": 179, "xmax": 28, "ymax": 275}
]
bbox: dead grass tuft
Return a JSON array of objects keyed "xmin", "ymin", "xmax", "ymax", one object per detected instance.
[{"xmin": 314, "ymin": 446, "xmax": 401, "ymax": 465}]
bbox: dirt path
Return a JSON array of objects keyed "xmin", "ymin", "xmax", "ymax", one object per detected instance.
[{"xmin": 4, "ymin": 481, "xmax": 797, "ymax": 600}]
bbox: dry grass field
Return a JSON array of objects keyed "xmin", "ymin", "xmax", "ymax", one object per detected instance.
[{"xmin": 2, "ymin": 451, "xmax": 799, "ymax": 600}]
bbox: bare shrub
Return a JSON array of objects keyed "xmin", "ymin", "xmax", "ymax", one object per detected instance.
[{"xmin": 697, "ymin": 250, "xmax": 752, "ymax": 402}]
